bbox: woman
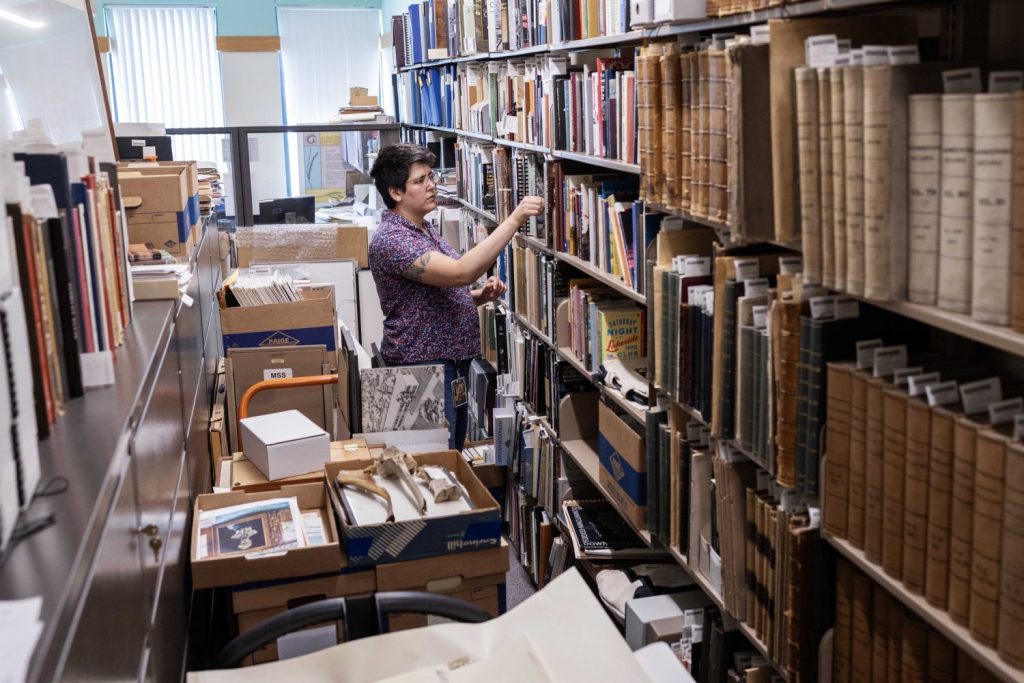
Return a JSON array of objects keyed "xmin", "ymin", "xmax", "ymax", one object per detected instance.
[{"xmin": 368, "ymin": 143, "xmax": 543, "ymax": 451}]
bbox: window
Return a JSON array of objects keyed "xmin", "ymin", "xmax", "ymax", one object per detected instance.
[{"xmin": 106, "ymin": 6, "xmax": 224, "ymax": 164}]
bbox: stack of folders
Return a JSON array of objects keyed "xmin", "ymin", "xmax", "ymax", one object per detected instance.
[
  {"xmin": 130, "ymin": 264, "xmax": 192, "ymax": 301},
  {"xmin": 228, "ymin": 270, "xmax": 302, "ymax": 307}
]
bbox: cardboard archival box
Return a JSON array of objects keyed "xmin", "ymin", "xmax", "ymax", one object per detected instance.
[
  {"xmin": 326, "ymin": 451, "xmax": 502, "ymax": 566},
  {"xmin": 120, "ymin": 170, "xmax": 189, "ymax": 214},
  {"xmin": 219, "ymin": 284, "xmax": 338, "ymax": 356},
  {"xmin": 128, "ymin": 214, "xmax": 194, "ymax": 257},
  {"xmin": 597, "ymin": 402, "xmax": 647, "ymax": 530},
  {"xmin": 240, "ymin": 410, "xmax": 331, "ymax": 481},
  {"xmin": 235, "ymin": 225, "xmax": 369, "ymax": 269},
  {"xmin": 229, "ymin": 440, "xmax": 374, "ymax": 493},
  {"xmin": 118, "ymin": 161, "xmax": 201, "ymax": 223},
  {"xmin": 190, "ymin": 483, "xmax": 342, "ymax": 590}
]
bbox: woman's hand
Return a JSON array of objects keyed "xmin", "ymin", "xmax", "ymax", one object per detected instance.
[
  {"xmin": 472, "ymin": 275, "xmax": 507, "ymax": 305},
  {"xmin": 510, "ymin": 196, "xmax": 545, "ymax": 228}
]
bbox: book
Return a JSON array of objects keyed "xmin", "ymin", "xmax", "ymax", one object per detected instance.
[
  {"xmin": 561, "ymin": 499, "xmax": 666, "ymax": 559},
  {"xmin": 938, "ymin": 94, "xmax": 976, "ymax": 314},
  {"xmin": 907, "ymin": 94, "xmax": 943, "ymax": 305}
]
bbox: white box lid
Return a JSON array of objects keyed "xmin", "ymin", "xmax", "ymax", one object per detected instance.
[{"xmin": 240, "ymin": 410, "xmax": 327, "ymax": 446}]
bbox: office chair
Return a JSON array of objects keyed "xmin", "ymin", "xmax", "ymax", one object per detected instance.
[{"xmin": 217, "ymin": 591, "xmax": 491, "ymax": 668}]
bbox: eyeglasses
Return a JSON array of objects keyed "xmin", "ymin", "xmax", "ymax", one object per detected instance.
[{"xmin": 408, "ymin": 170, "xmax": 441, "ymax": 188}]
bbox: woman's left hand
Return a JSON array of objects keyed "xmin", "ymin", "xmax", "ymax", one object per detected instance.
[{"xmin": 473, "ymin": 276, "xmax": 507, "ymax": 304}]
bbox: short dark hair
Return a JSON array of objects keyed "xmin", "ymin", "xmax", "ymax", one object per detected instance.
[{"xmin": 370, "ymin": 143, "xmax": 436, "ymax": 209}]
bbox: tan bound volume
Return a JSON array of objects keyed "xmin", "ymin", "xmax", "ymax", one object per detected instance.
[
  {"xmin": 831, "ymin": 66, "xmax": 848, "ymax": 291},
  {"xmin": 823, "ymin": 362, "xmax": 854, "ymax": 536},
  {"xmin": 1011, "ymin": 92, "xmax": 1024, "ymax": 332},
  {"xmin": 870, "ymin": 587, "xmax": 890, "ymax": 683},
  {"xmin": 901, "ymin": 613, "xmax": 929, "ymax": 683},
  {"xmin": 833, "ymin": 560, "xmax": 854, "ymax": 683},
  {"xmin": 795, "ymin": 66, "xmax": 822, "ymax": 285},
  {"xmin": 907, "ymin": 94, "xmax": 943, "ymax": 306},
  {"xmin": 850, "ymin": 570, "xmax": 873, "ymax": 683},
  {"xmin": 902, "ymin": 396, "xmax": 932, "ymax": 595},
  {"xmin": 637, "ymin": 47, "xmax": 658, "ymax": 201},
  {"xmin": 927, "ymin": 627, "xmax": 956, "ymax": 683},
  {"xmin": 843, "ymin": 65, "xmax": 866, "ymax": 296},
  {"xmin": 887, "ymin": 598, "xmax": 904, "ymax": 683},
  {"xmin": 881, "ymin": 386, "xmax": 909, "ymax": 579},
  {"xmin": 775, "ymin": 302, "xmax": 802, "ymax": 489},
  {"xmin": 969, "ymin": 428, "xmax": 1008, "ymax": 647},
  {"xmin": 660, "ymin": 44, "xmax": 681, "ymax": 209},
  {"xmin": 862, "ymin": 64, "xmax": 942, "ymax": 302},
  {"xmin": 971, "ymin": 93, "xmax": 1015, "ymax": 326},
  {"xmin": 679, "ymin": 51, "xmax": 694, "ymax": 211},
  {"xmin": 649, "ymin": 46, "xmax": 666, "ymax": 204},
  {"xmin": 693, "ymin": 50, "xmax": 711, "ymax": 218},
  {"xmin": 818, "ymin": 67, "xmax": 835, "ymax": 289},
  {"xmin": 925, "ymin": 404, "xmax": 959, "ymax": 609},
  {"xmin": 998, "ymin": 440, "xmax": 1024, "ymax": 668},
  {"xmin": 707, "ymin": 49, "xmax": 730, "ymax": 223},
  {"xmin": 864, "ymin": 376, "xmax": 887, "ymax": 564},
  {"xmin": 949, "ymin": 414, "xmax": 983, "ymax": 625},
  {"xmin": 937, "ymin": 94, "xmax": 975, "ymax": 314},
  {"xmin": 728, "ymin": 43, "xmax": 775, "ymax": 243},
  {"xmin": 846, "ymin": 369, "xmax": 870, "ymax": 549}
]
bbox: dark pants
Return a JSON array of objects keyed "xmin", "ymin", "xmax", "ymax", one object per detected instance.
[{"xmin": 386, "ymin": 358, "xmax": 473, "ymax": 452}]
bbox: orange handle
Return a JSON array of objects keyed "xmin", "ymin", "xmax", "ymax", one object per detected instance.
[{"xmin": 237, "ymin": 374, "xmax": 339, "ymax": 451}]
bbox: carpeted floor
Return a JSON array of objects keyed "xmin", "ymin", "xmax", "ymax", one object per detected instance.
[{"xmin": 505, "ymin": 543, "xmax": 537, "ymax": 610}]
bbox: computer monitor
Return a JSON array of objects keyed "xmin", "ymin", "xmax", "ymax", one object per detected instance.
[
  {"xmin": 116, "ymin": 135, "xmax": 173, "ymax": 161},
  {"xmin": 255, "ymin": 196, "xmax": 316, "ymax": 224}
]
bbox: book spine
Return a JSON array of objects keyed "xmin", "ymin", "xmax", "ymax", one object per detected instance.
[
  {"xmin": 925, "ymin": 408, "xmax": 956, "ymax": 609},
  {"xmin": 1012, "ymin": 92, "xmax": 1024, "ymax": 332},
  {"xmin": 887, "ymin": 596, "xmax": 904, "ymax": 682},
  {"xmin": 871, "ymin": 586, "xmax": 890, "ymax": 683},
  {"xmin": 823, "ymin": 363, "xmax": 852, "ymax": 537},
  {"xmin": 863, "ymin": 379, "xmax": 886, "ymax": 564},
  {"xmin": 948, "ymin": 416, "xmax": 980, "ymax": 626},
  {"xmin": 881, "ymin": 387, "xmax": 908, "ymax": 579},
  {"xmin": 902, "ymin": 398, "xmax": 931, "ymax": 595},
  {"xmin": 847, "ymin": 371, "xmax": 869, "ymax": 549},
  {"xmin": 843, "ymin": 65, "xmax": 866, "ymax": 296},
  {"xmin": 901, "ymin": 613, "xmax": 929, "ymax": 683},
  {"xmin": 937, "ymin": 94, "xmax": 975, "ymax": 314},
  {"xmin": 927, "ymin": 626, "xmax": 957, "ymax": 683},
  {"xmin": 818, "ymin": 67, "xmax": 835, "ymax": 289},
  {"xmin": 795, "ymin": 66, "xmax": 822, "ymax": 285},
  {"xmin": 971, "ymin": 93, "xmax": 1015, "ymax": 326},
  {"xmin": 660, "ymin": 46, "xmax": 680, "ymax": 209},
  {"xmin": 969, "ymin": 430, "xmax": 1006, "ymax": 647},
  {"xmin": 831, "ymin": 67, "xmax": 848, "ymax": 292},
  {"xmin": 833, "ymin": 560, "xmax": 854, "ymax": 683},
  {"xmin": 707, "ymin": 50, "xmax": 729, "ymax": 222},
  {"xmin": 851, "ymin": 570, "xmax": 873, "ymax": 683},
  {"xmin": 680, "ymin": 51, "xmax": 694, "ymax": 211},
  {"xmin": 998, "ymin": 441, "xmax": 1024, "ymax": 668},
  {"xmin": 907, "ymin": 94, "xmax": 943, "ymax": 306}
]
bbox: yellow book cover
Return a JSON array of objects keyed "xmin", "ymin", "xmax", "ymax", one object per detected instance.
[{"xmin": 598, "ymin": 305, "xmax": 645, "ymax": 365}]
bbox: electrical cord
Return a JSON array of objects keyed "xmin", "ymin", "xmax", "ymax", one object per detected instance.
[{"xmin": 0, "ymin": 477, "xmax": 68, "ymax": 569}]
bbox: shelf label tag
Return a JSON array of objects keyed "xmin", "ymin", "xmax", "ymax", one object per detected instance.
[
  {"xmin": 960, "ymin": 377, "xmax": 1002, "ymax": 415},
  {"xmin": 926, "ymin": 381, "xmax": 960, "ymax": 407}
]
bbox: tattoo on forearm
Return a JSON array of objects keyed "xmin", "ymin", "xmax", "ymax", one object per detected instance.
[{"xmin": 405, "ymin": 252, "xmax": 432, "ymax": 283}]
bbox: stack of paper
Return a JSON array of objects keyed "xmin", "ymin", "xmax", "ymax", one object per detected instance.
[
  {"xmin": 229, "ymin": 270, "xmax": 301, "ymax": 307},
  {"xmin": 0, "ymin": 596, "xmax": 44, "ymax": 683},
  {"xmin": 130, "ymin": 264, "xmax": 192, "ymax": 301}
]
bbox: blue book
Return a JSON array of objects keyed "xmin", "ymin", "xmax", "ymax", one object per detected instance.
[{"xmin": 408, "ymin": 4, "xmax": 423, "ymax": 63}]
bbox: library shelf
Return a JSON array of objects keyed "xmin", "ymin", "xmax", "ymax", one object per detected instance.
[
  {"xmin": 454, "ymin": 197, "xmax": 499, "ymax": 222},
  {"xmin": 668, "ymin": 545, "xmax": 791, "ymax": 681},
  {"xmin": 645, "ymin": 202, "xmax": 729, "ymax": 232},
  {"xmin": 490, "ymin": 43, "xmax": 550, "ymax": 58},
  {"xmin": 551, "ymin": 30, "xmax": 645, "ymax": 51},
  {"xmin": 553, "ymin": 250, "xmax": 646, "ymax": 303},
  {"xmin": 517, "ymin": 233, "xmax": 555, "ymax": 255},
  {"xmin": 865, "ymin": 299, "xmax": 1024, "ymax": 359},
  {"xmin": 557, "ymin": 345, "xmax": 596, "ymax": 380},
  {"xmin": 451, "ymin": 127, "xmax": 494, "ymax": 142},
  {"xmin": 494, "ymin": 137, "xmax": 550, "ymax": 154},
  {"xmin": 643, "ymin": 0, "xmax": 827, "ymax": 38},
  {"xmin": 560, "ymin": 437, "xmax": 653, "ymax": 546},
  {"xmin": 823, "ymin": 532, "xmax": 1024, "ymax": 683},
  {"xmin": 554, "ymin": 345, "xmax": 646, "ymax": 423},
  {"xmin": 401, "ymin": 122, "xmax": 455, "ymax": 133},
  {"xmin": 549, "ymin": 149, "xmax": 641, "ymax": 174},
  {"xmin": 511, "ymin": 310, "xmax": 553, "ymax": 347}
]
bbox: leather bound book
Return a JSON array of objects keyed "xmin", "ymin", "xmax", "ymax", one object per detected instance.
[
  {"xmin": 680, "ymin": 51, "xmax": 695, "ymax": 212},
  {"xmin": 707, "ymin": 49, "xmax": 730, "ymax": 223},
  {"xmin": 834, "ymin": 560, "xmax": 854, "ymax": 683},
  {"xmin": 817, "ymin": 67, "xmax": 835, "ymax": 289},
  {"xmin": 871, "ymin": 588, "xmax": 890, "ymax": 683},
  {"xmin": 774, "ymin": 300, "xmax": 802, "ymax": 489},
  {"xmin": 882, "ymin": 386, "xmax": 909, "ymax": 579},
  {"xmin": 851, "ymin": 570, "xmax": 873, "ymax": 683},
  {"xmin": 971, "ymin": 93, "xmax": 1015, "ymax": 326},
  {"xmin": 847, "ymin": 369, "xmax": 870, "ymax": 549},
  {"xmin": 660, "ymin": 43, "xmax": 681, "ymax": 209},
  {"xmin": 949, "ymin": 413, "xmax": 984, "ymax": 626},
  {"xmin": 795, "ymin": 66, "xmax": 822, "ymax": 285},
  {"xmin": 746, "ymin": 486, "xmax": 758, "ymax": 633},
  {"xmin": 824, "ymin": 361, "xmax": 854, "ymax": 536},
  {"xmin": 999, "ymin": 439, "xmax": 1024, "ymax": 668},
  {"xmin": 693, "ymin": 50, "xmax": 711, "ymax": 218},
  {"xmin": 901, "ymin": 613, "xmax": 929, "ymax": 683},
  {"xmin": 887, "ymin": 597, "xmax": 904, "ymax": 683},
  {"xmin": 831, "ymin": 66, "xmax": 848, "ymax": 291},
  {"xmin": 843, "ymin": 65, "xmax": 866, "ymax": 296},
  {"xmin": 957, "ymin": 656, "xmax": 1001, "ymax": 683},
  {"xmin": 937, "ymin": 94, "xmax": 976, "ymax": 314},
  {"xmin": 864, "ymin": 375, "xmax": 887, "ymax": 564},
  {"xmin": 1011, "ymin": 92, "xmax": 1024, "ymax": 332},
  {"xmin": 902, "ymin": 396, "xmax": 932, "ymax": 595},
  {"xmin": 925, "ymin": 403, "xmax": 959, "ymax": 609},
  {"xmin": 637, "ymin": 47, "xmax": 657, "ymax": 201},
  {"xmin": 907, "ymin": 94, "xmax": 943, "ymax": 306},
  {"xmin": 862, "ymin": 64, "xmax": 942, "ymax": 302},
  {"xmin": 927, "ymin": 627, "xmax": 956, "ymax": 683},
  {"xmin": 728, "ymin": 43, "xmax": 774, "ymax": 243},
  {"xmin": 649, "ymin": 48, "xmax": 665, "ymax": 205},
  {"xmin": 969, "ymin": 428, "xmax": 1008, "ymax": 647}
]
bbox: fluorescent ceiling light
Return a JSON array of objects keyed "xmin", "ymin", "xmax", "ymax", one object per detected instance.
[{"xmin": 0, "ymin": 8, "xmax": 45, "ymax": 29}]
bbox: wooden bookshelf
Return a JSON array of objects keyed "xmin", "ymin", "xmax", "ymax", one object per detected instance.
[
  {"xmin": 824, "ymin": 532, "xmax": 1024, "ymax": 683},
  {"xmin": 517, "ymin": 234, "xmax": 554, "ymax": 255},
  {"xmin": 511, "ymin": 309, "xmax": 553, "ymax": 347},
  {"xmin": 553, "ymin": 250, "xmax": 646, "ymax": 303},
  {"xmin": 864, "ymin": 299, "xmax": 1024, "ymax": 358},
  {"xmin": 557, "ymin": 345, "xmax": 595, "ymax": 379},
  {"xmin": 560, "ymin": 437, "xmax": 653, "ymax": 546}
]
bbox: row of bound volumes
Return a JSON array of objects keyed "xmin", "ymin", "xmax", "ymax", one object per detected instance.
[
  {"xmin": 636, "ymin": 36, "xmax": 775, "ymax": 242},
  {"xmin": 824, "ymin": 352, "xmax": 1024, "ymax": 670},
  {"xmin": 566, "ymin": 278, "xmax": 645, "ymax": 374},
  {"xmin": 833, "ymin": 558, "xmax": 1001, "ymax": 683},
  {"xmin": 395, "ymin": 66, "xmax": 457, "ymax": 128}
]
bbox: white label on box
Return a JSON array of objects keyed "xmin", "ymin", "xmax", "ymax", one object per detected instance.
[
  {"xmin": 908, "ymin": 372, "xmax": 941, "ymax": 397},
  {"xmin": 988, "ymin": 397, "xmax": 1023, "ymax": 426},
  {"xmin": 834, "ymin": 296, "xmax": 860, "ymax": 320},
  {"xmin": 734, "ymin": 258, "xmax": 760, "ymax": 282},
  {"xmin": 856, "ymin": 340, "xmax": 884, "ymax": 370},
  {"xmin": 943, "ymin": 68, "xmax": 983, "ymax": 94},
  {"xmin": 989, "ymin": 71, "xmax": 1024, "ymax": 93},
  {"xmin": 893, "ymin": 367, "xmax": 924, "ymax": 387},
  {"xmin": 750, "ymin": 25, "xmax": 770, "ymax": 45},
  {"xmin": 779, "ymin": 255, "xmax": 802, "ymax": 275},
  {"xmin": 809, "ymin": 296, "xmax": 835, "ymax": 320},
  {"xmin": 132, "ymin": 139, "xmax": 145, "ymax": 147},
  {"xmin": 960, "ymin": 377, "xmax": 1002, "ymax": 414},
  {"xmin": 862, "ymin": 45, "xmax": 891, "ymax": 65},
  {"xmin": 927, "ymin": 381, "xmax": 960, "ymax": 407},
  {"xmin": 684, "ymin": 256, "xmax": 711, "ymax": 278},
  {"xmin": 849, "ymin": 48, "xmax": 864, "ymax": 65},
  {"xmin": 888, "ymin": 45, "xmax": 920, "ymax": 65},
  {"xmin": 805, "ymin": 34, "xmax": 838, "ymax": 68},
  {"xmin": 752, "ymin": 305, "xmax": 768, "ymax": 330},
  {"xmin": 872, "ymin": 346, "xmax": 908, "ymax": 378},
  {"xmin": 745, "ymin": 278, "xmax": 770, "ymax": 298},
  {"xmin": 263, "ymin": 367, "xmax": 294, "ymax": 381}
]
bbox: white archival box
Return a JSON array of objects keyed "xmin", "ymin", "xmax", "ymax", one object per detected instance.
[{"xmin": 239, "ymin": 409, "xmax": 331, "ymax": 480}]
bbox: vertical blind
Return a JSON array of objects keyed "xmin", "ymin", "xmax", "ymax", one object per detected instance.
[{"xmin": 107, "ymin": 6, "xmax": 224, "ymax": 164}]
